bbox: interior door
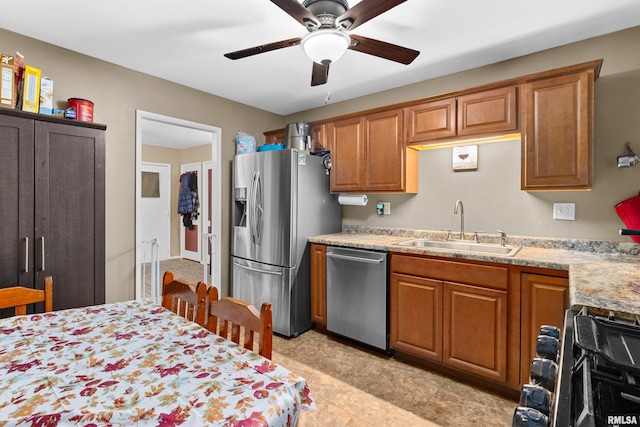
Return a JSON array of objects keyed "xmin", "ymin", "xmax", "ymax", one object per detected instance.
[
  {"xmin": 180, "ymin": 162, "xmax": 202, "ymax": 262},
  {"xmin": 139, "ymin": 162, "xmax": 170, "ymax": 261}
]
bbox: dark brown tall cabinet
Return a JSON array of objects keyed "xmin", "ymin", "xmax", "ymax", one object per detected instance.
[{"xmin": 0, "ymin": 109, "xmax": 105, "ymax": 314}]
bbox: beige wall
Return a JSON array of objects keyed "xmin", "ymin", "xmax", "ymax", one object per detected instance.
[
  {"xmin": 3, "ymin": 26, "xmax": 639, "ymax": 304},
  {"xmin": 0, "ymin": 28, "xmax": 283, "ymax": 303},
  {"xmin": 285, "ymin": 26, "xmax": 640, "ymax": 242},
  {"xmin": 141, "ymin": 144, "xmax": 212, "ymax": 257}
]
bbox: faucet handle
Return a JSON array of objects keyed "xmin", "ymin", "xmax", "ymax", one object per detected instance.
[
  {"xmin": 497, "ymin": 230, "xmax": 507, "ymax": 246},
  {"xmin": 473, "ymin": 231, "xmax": 484, "ymax": 242},
  {"xmin": 441, "ymin": 229, "xmax": 453, "ymax": 240}
]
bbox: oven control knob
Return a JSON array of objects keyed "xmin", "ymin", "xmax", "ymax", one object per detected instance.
[
  {"xmin": 529, "ymin": 358, "xmax": 558, "ymax": 392},
  {"xmin": 512, "ymin": 406, "xmax": 549, "ymax": 427},
  {"xmin": 535, "ymin": 335, "xmax": 559, "ymax": 362},
  {"xmin": 518, "ymin": 384, "xmax": 552, "ymax": 416},
  {"xmin": 539, "ymin": 325, "xmax": 560, "ymax": 339}
]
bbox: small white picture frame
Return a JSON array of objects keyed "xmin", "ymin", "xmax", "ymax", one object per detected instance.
[{"xmin": 452, "ymin": 145, "xmax": 478, "ymax": 170}]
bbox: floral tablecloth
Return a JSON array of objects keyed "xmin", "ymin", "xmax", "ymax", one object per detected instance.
[{"xmin": 0, "ymin": 300, "xmax": 315, "ymax": 426}]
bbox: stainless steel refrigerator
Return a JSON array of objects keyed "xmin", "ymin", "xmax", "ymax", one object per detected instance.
[{"xmin": 231, "ymin": 149, "xmax": 340, "ymax": 337}]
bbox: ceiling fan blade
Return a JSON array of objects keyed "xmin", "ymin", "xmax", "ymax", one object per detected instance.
[
  {"xmin": 270, "ymin": 0, "xmax": 320, "ymax": 28},
  {"xmin": 224, "ymin": 37, "xmax": 301, "ymax": 60},
  {"xmin": 349, "ymin": 34, "xmax": 419, "ymax": 65},
  {"xmin": 337, "ymin": 0, "xmax": 407, "ymax": 31},
  {"xmin": 311, "ymin": 62, "xmax": 329, "ymax": 86}
]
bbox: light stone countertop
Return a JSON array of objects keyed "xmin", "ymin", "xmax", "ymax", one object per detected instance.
[{"xmin": 309, "ymin": 226, "xmax": 640, "ymax": 316}]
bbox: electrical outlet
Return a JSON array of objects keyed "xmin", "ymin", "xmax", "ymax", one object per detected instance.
[
  {"xmin": 553, "ymin": 203, "xmax": 576, "ymax": 220},
  {"xmin": 376, "ymin": 201, "xmax": 391, "ymax": 215}
]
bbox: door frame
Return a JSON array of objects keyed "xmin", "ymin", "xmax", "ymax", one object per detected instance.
[{"xmin": 135, "ymin": 110, "xmax": 222, "ymax": 299}]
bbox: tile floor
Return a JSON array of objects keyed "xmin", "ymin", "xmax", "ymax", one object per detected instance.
[
  {"xmin": 145, "ymin": 259, "xmax": 517, "ymax": 426},
  {"xmin": 274, "ymin": 331, "xmax": 517, "ymax": 427}
]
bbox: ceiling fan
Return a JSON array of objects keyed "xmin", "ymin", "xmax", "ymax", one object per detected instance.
[{"xmin": 224, "ymin": 0, "xmax": 420, "ymax": 86}]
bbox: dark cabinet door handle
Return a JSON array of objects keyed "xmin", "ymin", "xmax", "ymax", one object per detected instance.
[{"xmin": 24, "ymin": 237, "xmax": 29, "ymax": 273}]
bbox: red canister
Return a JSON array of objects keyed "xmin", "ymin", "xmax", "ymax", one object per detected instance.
[{"xmin": 67, "ymin": 98, "xmax": 94, "ymax": 122}]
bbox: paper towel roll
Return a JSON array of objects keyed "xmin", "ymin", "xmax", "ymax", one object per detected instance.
[{"xmin": 338, "ymin": 194, "xmax": 368, "ymax": 206}]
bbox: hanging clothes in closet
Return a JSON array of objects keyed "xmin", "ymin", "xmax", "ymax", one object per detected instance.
[{"xmin": 178, "ymin": 171, "xmax": 199, "ymax": 229}]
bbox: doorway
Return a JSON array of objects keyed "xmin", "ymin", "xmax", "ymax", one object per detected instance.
[{"xmin": 135, "ymin": 110, "xmax": 222, "ymax": 301}]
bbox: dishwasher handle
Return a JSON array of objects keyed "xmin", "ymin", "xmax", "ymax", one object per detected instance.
[{"xmin": 326, "ymin": 252, "xmax": 384, "ymax": 264}]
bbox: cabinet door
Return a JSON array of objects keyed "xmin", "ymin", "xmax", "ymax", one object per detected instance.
[
  {"xmin": 35, "ymin": 121, "xmax": 105, "ymax": 311},
  {"xmin": 0, "ymin": 115, "xmax": 35, "ymax": 295},
  {"xmin": 312, "ymin": 123, "xmax": 327, "ymax": 153},
  {"xmin": 457, "ymin": 86, "xmax": 518, "ymax": 136},
  {"xmin": 520, "ymin": 273, "xmax": 568, "ymax": 384},
  {"xmin": 264, "ymin": 128, "xmax": 286, "ymax": 145},
  {"xmin": 364, "ymin": 109, "xmax": 406, "ymax": 192},
  {"xmin": 327, "ymin": 116, "xmax": 365, "ymax": 192},
  {"xmin": 405, "ymin": 98, "xmax": 456, "ymax": 143},
  {"xmin": 390, "ymin": 272, "xmax": 442, "ymax": 361},
  {"xmin": 443, "ymin": 281, "xmax": 508, "ymax": 383},
  {"xmin": 310, "ymin": 243, "xmax": 327, "ymax": 327},
  {"xmin": 521, "ymin": 70, "xmax": 594, "ymax": 190}
]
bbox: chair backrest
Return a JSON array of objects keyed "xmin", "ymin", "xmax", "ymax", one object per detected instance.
[
  {"xmin": 206, "ymin": 287, "xmax": 273, "ymax": 360},
  {"xmin": 0, "ymin": 276, "xmax": 53, "ymax": 316},
  {"xmin": 161, "ymin": 271, "xmax": 207, "ymax": 327}
]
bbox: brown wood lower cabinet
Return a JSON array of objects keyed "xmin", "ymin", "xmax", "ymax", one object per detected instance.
[
  {"xmin": 390, "ymin": 273, "xmax": 442, "ymax": 361},
  {"xmin": 443, "ymin": 281, "xmax": 507, "ymax": 383},
  {"xmin": 309, "ymin": 243, "xmax": 327, "ymax": 328},
  {"xmin": 390, "ymin": 253, "xmax": 510, "ymax": 385},
  {"xmin": 520, "ymin": 271, "xmax": 569, "ymax": 385}
]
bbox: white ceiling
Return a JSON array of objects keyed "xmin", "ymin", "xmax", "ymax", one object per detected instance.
[{"xmin": 2, "ymin": 1, "xmax": 640, "ymax": 116}]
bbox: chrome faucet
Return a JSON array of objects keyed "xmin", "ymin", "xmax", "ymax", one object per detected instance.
[{"xmin": 453, "ymin": 200, "xmax": 464, "ymax": 240}]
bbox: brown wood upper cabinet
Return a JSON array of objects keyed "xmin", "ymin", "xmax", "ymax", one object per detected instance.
[
  {"xmin": 327, "ymin": 109, "xmax": 418, "ymax": 193},
  {"xmin": 405, "ymin": 86, "xmax": 518, "ymax": 145},
  {"xmin": 521, "ymin": 70, "xmax": 595, "ymax": 190}
]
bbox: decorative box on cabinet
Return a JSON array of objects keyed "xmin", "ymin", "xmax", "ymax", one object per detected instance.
[
  {"xmin": 0, "ymin": 109, "xmax": 105, "ymax": 316},
  {"xmin": 328, "ymin": 109, "xmax": 418, "ymax": 194},
  {"xmin": 521, "ymin": 68, "xmax": 597, "ymax": 190},
  {"xmin": 405, "ymin": 86, "xmax": 518, "ymax": 146}
]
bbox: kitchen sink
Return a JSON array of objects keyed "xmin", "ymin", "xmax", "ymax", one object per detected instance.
[{"xmin": 395, "ymin": 239, "xmax": 521, "ymax": 257}]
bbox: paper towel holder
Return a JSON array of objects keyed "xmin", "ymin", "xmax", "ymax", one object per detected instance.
[{"xmin": 338, "ymin": 194, "xmax": 368, "ymax": 206}]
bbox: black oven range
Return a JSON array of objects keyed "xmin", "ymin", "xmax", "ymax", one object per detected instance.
[{"xmin": 514, "ymin": 308, "xmax": 640, "ymax": 427}]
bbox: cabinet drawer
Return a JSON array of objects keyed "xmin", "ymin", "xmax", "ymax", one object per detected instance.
[{"xmin": 391, "ymin": 254, "xmax": 507, "ymax": 290}]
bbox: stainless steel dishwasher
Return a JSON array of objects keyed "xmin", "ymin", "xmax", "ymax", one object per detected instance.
[{"xmin": 326, "ymin": 246, "xmax": 389, "ymax": 351}]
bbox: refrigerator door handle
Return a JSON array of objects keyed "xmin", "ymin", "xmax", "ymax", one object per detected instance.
[
  {"xmin": 233, "ymin": 259, "xmax": 286, "ymax": 276},
  {"xmin": 249, "ymin": 171, "xmax": 264, "ymax": 246},
  {"xmin": 254, "ymin": 171, "xmax": 263, "ymax": 245}
]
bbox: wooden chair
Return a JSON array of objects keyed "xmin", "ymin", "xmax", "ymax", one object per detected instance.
[
  {"xmin": 0, "ymin": 276, "xmax": 53, "ymax": 316},
  {"xmin": 161, "ymin": 271, "xmax": 207, "ymax": 327},
  {"xmin": 206, "ymin": 287, "xmax": 273, "ymax": 360}
]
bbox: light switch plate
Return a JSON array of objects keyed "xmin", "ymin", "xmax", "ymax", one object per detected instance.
[{"xmin": 553, "ymin": 203, "xmax": 576, "ymax": 220}]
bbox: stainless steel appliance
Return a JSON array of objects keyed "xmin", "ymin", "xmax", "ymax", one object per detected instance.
[
  {"xmin": 285, "ymin": 122, "xmax": 314, "ymax": 152},
  {"xmin": 231, "ymin": 149, "xmax": 340, "ymax": 337},
  {"xmin": 514, "ymin": 308, "xmax": 640, "ymax": 427},
  {"xmin": 326, "ymin": 246, "xmax": 389, "ymax": 351}
]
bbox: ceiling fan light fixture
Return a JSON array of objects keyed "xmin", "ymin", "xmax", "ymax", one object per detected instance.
[{"xmin": 301, "ymin": 29, "xmax": 351, "ymax": 64}]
